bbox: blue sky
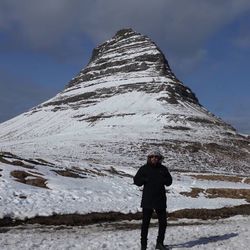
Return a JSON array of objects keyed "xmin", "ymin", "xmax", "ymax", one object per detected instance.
[{"xmin": 0, "ymin": 0, "xmax": 250, "ymax": 134}]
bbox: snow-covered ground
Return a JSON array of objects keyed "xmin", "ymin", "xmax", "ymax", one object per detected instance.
[
  {"xmin": 1, "ymin": 154, "xmax": 250, "ymax": 219},
  {"xmin": 0, "ymin": 215, "xmax": 249, "ymax": 249}
]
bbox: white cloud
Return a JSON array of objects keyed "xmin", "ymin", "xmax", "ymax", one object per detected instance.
[{"xmin": 1, "ymin": 0, "xmax": 250, "ymax": 68}]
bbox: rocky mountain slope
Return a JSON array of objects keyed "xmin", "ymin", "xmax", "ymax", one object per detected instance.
[{"xmin": 0, "ymin": 28, "xmax": 249, "ymax": 174}]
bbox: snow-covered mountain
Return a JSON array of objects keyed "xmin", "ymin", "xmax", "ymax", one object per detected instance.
[
  {"xmin": 0, "ymin": 28, "xmax": 249, "ymax": 174},
  {"xmin": 1, "ymin": 29, "xmax": 250, "ymax": 244}
]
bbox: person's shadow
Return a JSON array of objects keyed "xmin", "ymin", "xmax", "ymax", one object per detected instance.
[{"xmin": 167, "ymin": 233, "xmax": 238, "ymax": 248}]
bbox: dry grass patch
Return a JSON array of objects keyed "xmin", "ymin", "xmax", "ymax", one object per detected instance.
[
  {"xmin": 54, "ymin": 167, "xmax": 108, "ymax": 178},
  {"xmin": 0, "ymin": 156, "xmax": 35, "ymax": 169},
  {"xmin": 0, "ymin": 152, "xmax": 54, "ymax": 169},
  {"xmin": 169, "ymin": 204, "xmax": 250, "ymax": 220},
  {"xmin": 0, "ymin": 156, "xmax": 12, "ymax": 164},
  {"xmin": 34, "ymin": 158, "xmax": 55, "ymax": 166},
  {"xmin": 206, "ymin": 188, "xmax": 250, "ymax": 202},
  {"xmin": 180, "ymin": 187, "xmax": 250, "ymax": 202},
  {"xmin": 105, "ymin": 166, "xmax": 133, "ymax": 178},
  {"xmin": 53, "ymin": 168, "xmax": 86, "ymax": 178},
  {"xmin": 1, "ymin": 204, "xmax": 250, "ymax": 227},
  {"xmin": 180, "ymin": 188, "xmax": 204, "ymax": 198},
  {"xmin": 10, "ymin": 170, "xmax": 48, "ymax": 189},
  {"xmin": 11, "ymin": 160, "xmax": 35, "ymax": 169},
  {"xmin": 28, "ymin": 170, "xmax": 44, "ymax": 176},
  {"xmin": 189, "ymin": 174, "xmax": 250, "ymax": 184},
  {"xmin": 72, "ymin": 166, "xmax": 107, "ymax": 177}
]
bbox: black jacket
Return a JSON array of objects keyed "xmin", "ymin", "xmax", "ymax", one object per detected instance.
[{"xmin": 133, "ymin": 163, "xmax": 172, "ymax": 209}]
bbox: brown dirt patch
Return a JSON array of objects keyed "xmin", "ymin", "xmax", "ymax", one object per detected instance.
[
  {"xmin": 244, "ymin": 179, "xmax": 250, "ymax": 184},
  {"xmin": 189, "ymin": 174, "xmax": 250, "ymax": 184},
  {"xmin": 53, "ymin": 168, "xmax": 87, "ymax": 178},
  {"xmin": 180, "ymin": 187, "xmax": 250, "ymax": 202},
  {"xmin": 169, "ymin": 204, "xmax": 250, "ymax": 220},
  {"xmin": 180, "ymin": 188, "xmax": 204, "ymax": 198},
  {"xmin": 105, "ymin": 166, "xmax": 133, "ymax": 178},
  {"xmin": 28, "ymin": 170, "xmax": 44, "ymax": 176},
  {"xmin": 34, "ymin": 158, "xmax": 55, "ymax": 166},
  {"xmin": 10, "ymin": 170, "xmax": 48, "ymax": 189},
  {"xmin": 1, "ymin": 204, "xmax": 250, "ymax": 227},
  {"xmin": 0, "ymin": 152, "xmax": 55, "ymax": 168},
  {"xmin": 190, "ymin": 174, "xmax": 250, "ymax": 184},
  {"xmin": 72, "ymin": 166, "xmax": 107, "ymax": 177},
  {"xmin": 206, "ymin": 188, "xmax": 250, "ymax": 202},
  {"xmin": 0, "ymin": 155, "xmax": 11, "ymax": 164},
  {"xmin": 0, "ymin": 156, "xmax": 35, "ymax": 169},
  {"xmin": 11, "ymin": 160, "xmax": 35, "ymax": 169}
]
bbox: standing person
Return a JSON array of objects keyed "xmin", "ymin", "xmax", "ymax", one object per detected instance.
[{"xmin": 134, "ymin": 150, "xmax": 172, "ymax": 250}]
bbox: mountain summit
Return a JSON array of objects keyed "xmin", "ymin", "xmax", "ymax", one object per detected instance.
[
  {"xmin": 66, "ymin": 28, "xmax": 198, "ymax": 105},
  {"xmin": 39, "ymin": 28, "xmax": 199, "ymax": 110},
  {"xmin": 0, "ymin": 28, "xmax": 249, "ymax": 173}
]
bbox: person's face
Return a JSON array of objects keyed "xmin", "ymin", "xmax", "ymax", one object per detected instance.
[{"xmin": 149, "ymin": 155, "xmax": 160, "ymax": 166}]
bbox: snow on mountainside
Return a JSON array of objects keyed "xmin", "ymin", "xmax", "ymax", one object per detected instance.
[{"xmin": 0, "ymin": 28, "xmax": 249, "ymax": 174}]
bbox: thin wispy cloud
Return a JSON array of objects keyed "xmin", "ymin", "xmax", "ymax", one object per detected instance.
[{"xmin": 1, "ymin": 0, "xmax": 250, "ymax": 67}]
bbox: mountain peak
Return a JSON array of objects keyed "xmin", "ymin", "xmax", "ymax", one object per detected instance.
[
  {"xmin": 67, "ymin": 28, "xmax": 176, "ymax": 85},
  {"xmin": 114, "ymin": 27, "xmax": 137, "ymax": 37},
  {"xmin": 65, "ymin": 28, "xmax": 199, "ymax": 105}
]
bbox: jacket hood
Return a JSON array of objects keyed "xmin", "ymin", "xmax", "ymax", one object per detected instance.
[{"xmin": 147, "ymin": 150, "xmax": 164, "ymax": 160}]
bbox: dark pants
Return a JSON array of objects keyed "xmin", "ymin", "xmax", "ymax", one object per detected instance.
[{"xmin": 141, "ymin": 208, "xmax": 167, "ymax": 246}]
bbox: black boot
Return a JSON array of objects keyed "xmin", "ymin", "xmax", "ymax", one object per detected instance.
[
  {"xmin": 141, "ymin": 239, "xmax": 147, "ymax": 250},
  {"xmin": 155, "ymin": 242, "xmax": 169, "ymax": 250}
]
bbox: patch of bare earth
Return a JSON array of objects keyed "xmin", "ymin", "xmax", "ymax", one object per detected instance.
[
  {"xmin": 189, "ymin": 174, "xmax": 250, "ymax": 184},
  {"xmin": 105, "ymin": 166, "xmax": 133, "ymax": 178},
  {"xmin": 0, "ymin": 151, "xmax": 56, "ymax": 169},
  {"xmin": 10, "ymin": 170, "xmax": 48, "ymax": 189},
  {"xmin": 53, "ymin": 166, "xmax": 109, "ymax": 178},
  {"xmin": 180, "ymin": 188, "xmax": 250, "ymax": 202},
  {"xmin": 0, "ymin": 155, "xmax": 35, "ymax": 169},
  {"xmin": 180, "ymin": 188, "xmax": 204, "ymax": 198},
  {"xmin": 169, "ymin": 204, "xmax": 250, "ymax": 220},
  {"xmin": 53, "ymin": 168, "xmax": 86, "ymax": 178},
  {"xmin": 72, "ymin": 166, "xmax": 107, "ymax": 177},
  {"xmin": 1, "ymin": 204, "xmax": 250, "ymax": 227}
]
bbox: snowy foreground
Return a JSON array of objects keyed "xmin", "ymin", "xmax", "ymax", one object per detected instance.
[
  {"xmin": 1, "ymin": 153, "xmax": 250, "ymax": 249},
  {"xmin": 1, "ymin": 155, "xmax": 250, "ymax": 219},
  {"xmin": 0, "ymin": 215, "xmax": 249, "ymax": 250}
]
